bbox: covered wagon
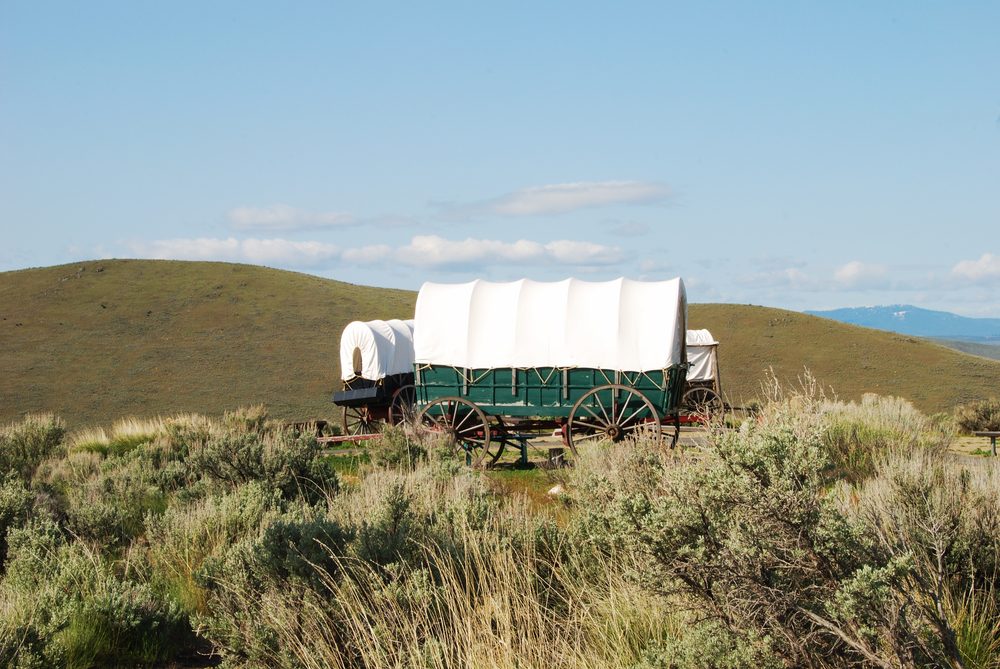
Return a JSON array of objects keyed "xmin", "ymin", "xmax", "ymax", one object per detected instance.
[
  {"xmin": 332, "ymin": 319, "xmax": 416, "ymax": 434},
  {"xmin": 682, "ymin": 329, "xmax": 724, "ymax": 417},
  {"xmin": 412, "ymin": 277, "xmax": 689, "ymax": 465}
]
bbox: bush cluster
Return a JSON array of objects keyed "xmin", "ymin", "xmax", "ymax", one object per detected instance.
[
  {"xmin": 2, "ymin": 391, "xmax": 998, "ymax": 669},
  {"xmin": 954, "ymin": 397, "xmax": 1000, "ymax": 433},
  {"xmin": 571, "ymin": 391, "xmax": 1000, "ymax": 668}
]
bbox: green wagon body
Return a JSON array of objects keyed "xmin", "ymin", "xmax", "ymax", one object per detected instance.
[{"xmin": 415, "ymin": 364, "xmax": 688, "ymax": 420}]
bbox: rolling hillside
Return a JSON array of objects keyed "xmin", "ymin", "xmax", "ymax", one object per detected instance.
[
  {"xmin": 691, "ymin": 305, "xmax": 1000, "ymax": 411},
  {"xmin": 2, "ymin": 260, "xmax": 998, "ymax": 427},
  {"xmin": 931, "ymin": 338, "xmax": 1000, "ymax": 362},
  {"xmin": 0, "ymin": 260, "xmax": 415, "ymax": 427}
]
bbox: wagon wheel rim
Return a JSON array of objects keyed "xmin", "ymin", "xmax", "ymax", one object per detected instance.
[
  {"xmin": 388, "ymin": 384, "xmax": 416, "ymax": 425},
  {"xmin": 485, "ymin": 415, "xmax": 509, "ymax": 466},
  {"xmin": 682, "ymin": 387, "xmax": 724, "ymax": 421},
  {"xmin": 416, "ymin": 397, "xmax": 495, "ymax": 467},
  {"xmin": 343, "ymin": 405, "xmax": 378, "ymax": 436},
  {"xmin": 567, "ymin": 383, "xmax": 662, "ymax": 454}
]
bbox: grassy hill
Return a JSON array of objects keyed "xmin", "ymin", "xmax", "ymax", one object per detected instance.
[
  {"xmin": 930, "ymin": 338, "xmax": 1000, "ymax": 362},
  {"xmin": 2, "ymin": 260, "xmax": 998, "ymax": 427},
  {"xmin": 691, "ymin": 304, "xmax": 1000, "ymax": 412},
  {"xmin": 0, "ymin": 260, "xmax": 415, "ymax": 427}
]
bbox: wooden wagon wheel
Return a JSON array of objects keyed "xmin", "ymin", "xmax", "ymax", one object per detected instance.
[
  {"xmin": 387, "ymin": 384, "xmax": 416, "ymax": 425},
  {"xmin": 566, "ymin": 383, "xmax": 662, "ymax": 454},
  {"xmin": 343, "ymin": 405, "xmax": 379, "ymax": 436},
  {"xmin": 416, "ymin": 396, "xmax": 498, "ymax": 467},
  {"xmin": 682, "ymin": 387, "xmax": 724, "ymax": 420}
]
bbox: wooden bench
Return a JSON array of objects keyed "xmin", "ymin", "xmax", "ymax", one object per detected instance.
[{"xmin": 973, "ymin": 431, "xmax": 1000, "ymax": 457}]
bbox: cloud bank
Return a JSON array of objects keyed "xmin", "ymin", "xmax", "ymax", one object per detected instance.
[
  {"xmin": 953, "ymin": 253, "xmax": 1000, "ymax": 282},
  {"xmin": 441, "ymin": 180, "xmax": 670, "ymax": 218},
  {"xmin": 834, "ymin": 260, "xmax": 888, "ymax": 288},
  {"xmin": 130, "ymin": 237, "xmax": 340, "ymax": 266},
  {"xmin": 129, "ymin": 235, "xmax": 623, "ymax": 270}
]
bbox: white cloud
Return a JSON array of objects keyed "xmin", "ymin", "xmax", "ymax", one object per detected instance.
[
  {"xmin": 392, "ymin": 236, "xmax": 535, "ymax": 267},
  {"xmin": 834, "ymin": 260, "xmax": 888, "ymax": 288},
  {"xmin": 342, "ymin": 235, "xmax": 624, "ymax": 270},
  {"xmin": 130, "ymin": 234, "xmax": 624, "ymax": 272},
  {"xmin": 952, "ymin": 253, "xmax": 1000, "ymax": 282},
  {"xmin": 227, "ymin": 204, "xmax": 355, "ymax": 231},
  {"xmin": 544, "ymin": 239, "xmax": 625, "ymax": 264},
  {"xmin": 130, "ymin": 237, "xmax": 340, "ymax": 267},
  {"xmin": 442, "ymin": 180, "xmax": 670, "ymax": 218}
]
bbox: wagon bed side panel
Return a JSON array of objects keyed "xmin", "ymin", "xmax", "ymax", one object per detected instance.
[{"xmin": 415, "ymin": 364, "xmax": 687, "ymax": 419}]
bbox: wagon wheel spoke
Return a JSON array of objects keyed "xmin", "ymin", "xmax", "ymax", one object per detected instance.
[
  {"xmin": 573, "ymin": 429, "xmax": 609, "ymax": 444},
  {"xmin": 620, "ymin": 402, "xmax": 651, "ymax": 428},
  {"xmin": 388, "ymin": 384, "xmax": 416, "ymax": 425},
  {"xmin": 568, "ymin": 384, "xmax": 662, "ymax": 454},
  {"xmin": 416, "ymin": 397, "xmax": 493, "ymax": 467},
  {"xmin": 579, "ymin": 403, "xmax": 612, "ymax": 429},
  {"xmin": 343, "ymin": 406, "xmax": 378, "ymax": 436},
  {"xmin": 682, "ymin": 387, "xmax": 724, "ymax": 421},
  {"xmin": 593, "ymin": 391, "xmax": 613, "ymax": 426},
  {"xmin": 452, "ymin": 407, "xmax": 476, "ymax": 434}
]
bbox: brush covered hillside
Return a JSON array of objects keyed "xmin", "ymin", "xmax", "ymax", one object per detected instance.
[
  {"xmin": 0, "ymin": 260, "xmax": 415, "ymax": 427},
  {"xmin": 2, "ymin": 259, "xmax": 999, "ymax": 427}
]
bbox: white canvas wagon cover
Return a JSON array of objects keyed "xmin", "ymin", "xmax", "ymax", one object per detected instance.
[
  {"xmin": 339, "ymin": 319, "xmax": 416, "ymax": 381},
  {"xmin": 685, "ymin": 329, "xmax": 719, "ymax": 382},
  {"xmin": 414, "ymin": 278, "xmax": 687, "ymax": 372}
]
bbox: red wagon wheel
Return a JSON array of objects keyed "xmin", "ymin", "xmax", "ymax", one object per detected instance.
[
  {"xmin": 343, "ymin": 405, "xmax": 379, "ymax": 436},
  {"xmin": 416, "ymin": 396, "xmax": 499, "ymax": 467},
  {"xmin": 566, "ymin": 383, "xmax": 662, "ymax": 454},
  {"xmin": 387, "ymin": 384, "xmax": 416, "ymax": 425}
]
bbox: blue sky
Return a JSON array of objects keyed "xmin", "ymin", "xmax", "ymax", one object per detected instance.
[{"xmin": 2, "ymin": 1, "xmax": 998, "ymax": 315}]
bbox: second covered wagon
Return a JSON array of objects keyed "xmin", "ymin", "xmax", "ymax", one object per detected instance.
[
  {"xmin": 412, "ymin": 277, "xmax": 689, "ymax": 465},
  {"xmin": 332, "ymin": 319, "xmax": 416, "ymax": 435}
]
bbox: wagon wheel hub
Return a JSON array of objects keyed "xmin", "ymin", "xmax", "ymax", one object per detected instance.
[{"xmin": 606, "ymin": 424, "xmax": 623, "ymax": 441}]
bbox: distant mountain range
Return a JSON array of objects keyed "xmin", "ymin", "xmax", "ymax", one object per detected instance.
[{"xmin": 805, "ymin": 305, "xmax": 1000, "ymax": 343}]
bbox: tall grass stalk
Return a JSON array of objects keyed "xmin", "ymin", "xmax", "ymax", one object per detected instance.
[
  {"xmin": 263, "ymin": 504, "xmax": 679, "ymax": 669},
  {"xmin": 821, "ymin": 393, "xmax": 952, "ymax": 480}
]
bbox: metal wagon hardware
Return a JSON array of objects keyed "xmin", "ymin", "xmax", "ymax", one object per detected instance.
[
  {"xmin": 412, "ymin": 278, "xmax": 689, "ymax": 466},
  {"xmin": 332, "ymin": 319, "xmax": 416, "ymax": 435}
]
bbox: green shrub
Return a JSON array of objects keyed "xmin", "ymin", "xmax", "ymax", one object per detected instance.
[
  {"xmin": 0, "ymin": 520, "xmax": 192, "ymax": 668},
  {"xmin": 954, "ymin": 398, "xmax": 1000, "ymax": 433},
  {"xmin": 57, "ymin": 447, "xmax": 176, "ymax": 547},
  {"xmin": 948, "ymin": 584, "xmax": 1000, "ymax": 669},
  {"xmin": 186, "ymin": 429, "xmax": 338, "ymax": 503},
  {"xmin": 146, "ymin": 481, "xmax": 285, "ymax": 615},
  {"xmin": 222, "ymin": 404, "xmax": 269, "ymax": 434},
  {"xmin": 367, "ymin": 423, "xmax": 426, "ymax": 469},
  {"xmin": 570, "ymin": 392, "xmax": 977, "ymax": 668},
  {"xmin": 820, "ymin": 393, "xmax": 950, "ymax": 481},
  {"xmin": 354, "ymin": 483, "xmax": 420, "ymax": 570},
  {"xmin": 843, "ymin": 451, "xmax": 1000, "ymax": 667},
  {"xmin": 256, "ymin": 516, "xmax": 352, "ymax": 589},
  {"xmin": 0, "ymin": 414, "xmax": 65, "ymax": 480},
  {"xmin": 0, "ymin": 475, "xmax": 34, "ymax": 570}
]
